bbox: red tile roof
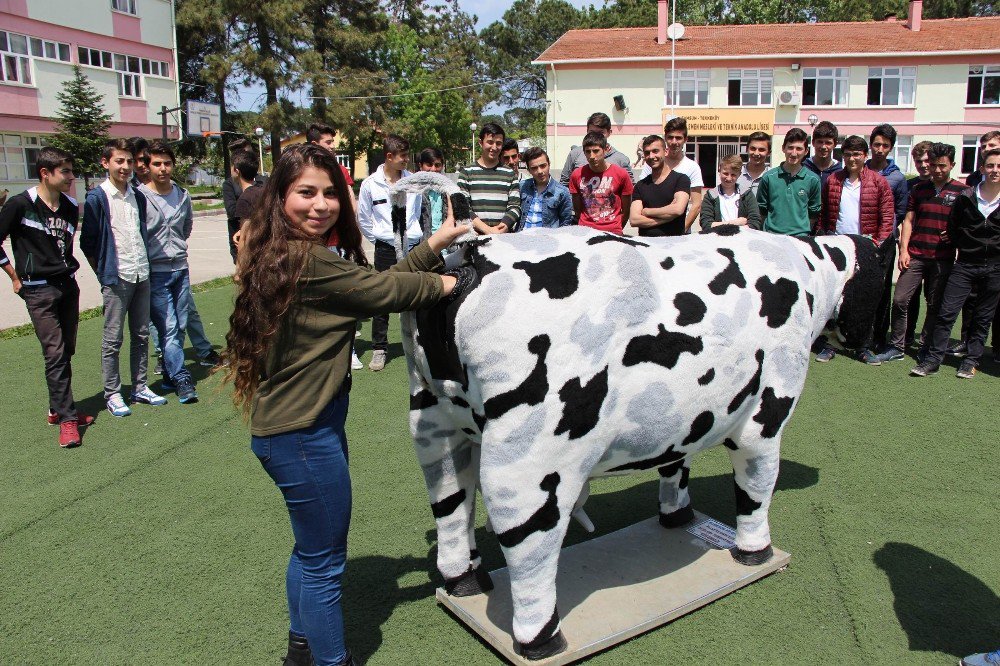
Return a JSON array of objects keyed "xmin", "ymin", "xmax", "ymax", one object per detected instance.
[{"xmin": 534, "ymin": 17, "xmax": 1000, "ymax": 63}]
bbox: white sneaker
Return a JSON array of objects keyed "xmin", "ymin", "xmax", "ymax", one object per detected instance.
[
  {"xmin": 131, "ymin": 386, "xmax": 167, "ymax": 406},
  {"xmin": 369, "ymin": 350, "xmax": 387, "ymax": 372},
  {"xmin": 962, "ymin": 650, "xmax": 1000, "ymax": 666},
  {"xmin": 351, "ymin": 350, "xmax": 364, "ymax": 370},
  {"xmin": 107, "ymin": 393, "xmax": 132, "ymax": 418}
]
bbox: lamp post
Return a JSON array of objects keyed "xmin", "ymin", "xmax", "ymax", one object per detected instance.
[
  {"xmin": 254, "ymin": 127, "xmax": 265, "ymax": 174},
  {"xmin": 807, "ymin": 114, "xmax": 819, "ymax": 128},
  {"xmin": 469, "ymin": 122, "xmax": 477, "ymax": 164}
]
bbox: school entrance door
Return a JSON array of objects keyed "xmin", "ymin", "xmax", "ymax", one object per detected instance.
[{"xmin": 688, "ymin": 136, "xmax": 743, "ymax": 189}]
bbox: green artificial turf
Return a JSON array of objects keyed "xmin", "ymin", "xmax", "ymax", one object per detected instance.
[{"xmin": 0, "ymin": 284, "xmax": 997, "ymax": 664}]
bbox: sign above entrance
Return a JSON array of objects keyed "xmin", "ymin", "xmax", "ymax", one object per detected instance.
[{"xmin": 662, "ymin": 108, "xmax": 774, "ymax": 136}]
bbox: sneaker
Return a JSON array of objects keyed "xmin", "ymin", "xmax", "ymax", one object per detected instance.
[
  {"xmin": 54, "ymin": 412, "xmax": 96, "ymax": 427},
  {"xmin": 956, "ymin": 358, "xmax": 977, "ymax": 379},
  {"xmin": 154, "ymin": 355, "xmax": 164, "ymax": 375},
  {"xmin": 910, "ymin": 362, "xmax": 940, "ymax": 377},
  {"xmin": 872, "ymin": 346, "xmax": 905, "ymax": 363},
  {"xmin": 916, "ymin": 346, "xmax": 929, "ymax": 364},
  {"xmin": 107, "ymin": 393, "xmax": 132, "ymax": 418},
  {"xmin": 962, "ymin": 649, "xmax": 1000, "ymax": 666},
  {"xmin": 132, "ymin": 386, "xmax": 168, "ymax": 406},
  {"xmin": 815, "ymin": 346, "xmax": 836, "ymax": 363},
  {"xmin": 369, "ymin": 349, "xmax": 387, "ymax": 372},
  {"xmin": 946, "ymin": 340, "xmax": 969, "ymax": 358},
  {"xmin": 351, "ymin": 350, "xmax": 364, "ymax": 370},
  {"xmin": 198, "ymin": 350, "xmax": 223, "ymax": 367},
  {"xmin": 175, "ymin": 377, "xmax": 199, "ymax": 404},
  {"xmin": 58, "ymin": 420, "xmax": 82, "ymax": 448},
  {"xmin": 859, "ymin": 349, "xmax": 882, "ymax": 366}
]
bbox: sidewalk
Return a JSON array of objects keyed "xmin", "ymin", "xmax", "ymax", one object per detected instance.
[{"xmin": 1, "ymin": 211, "xmax": 235, "ymax": 330}]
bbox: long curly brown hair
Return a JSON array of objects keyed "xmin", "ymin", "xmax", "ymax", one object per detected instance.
[{"xmin": 221, "ymin": 143, "xmax": 368, "ymax": 416}]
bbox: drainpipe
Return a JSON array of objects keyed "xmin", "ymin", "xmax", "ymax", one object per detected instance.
[{"xmin": 550, "ymin": 63, "xmax": 558, "ymax": 158}]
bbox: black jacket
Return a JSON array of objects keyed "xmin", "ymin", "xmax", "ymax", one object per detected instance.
[
  {"xmin": 0, "ymin": 189, "xmax": 80, "ymax": 282},
  {"xmin": 948, "ymin": 187, "xmax": 1000, "ymax": 265}
]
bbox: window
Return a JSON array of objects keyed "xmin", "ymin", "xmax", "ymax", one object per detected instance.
[
  {"xmin": 802, "ymin": 68, "xmax": 848, "ymax": 106},
  {"xmin": 967, "ymin": 65, "xmax": 1000, "ymax": 105},
  {"xmin": 868, "ymin": 67, "xmax": 915, "ymax": 106},
  {"xmin": 728, "ymin": 69, "xmax": 772, "ymax": 106},
  {"xmin": 111, "ymin": 0, "xmax": 136, "ymax": 14},
  {"xmin": 1, "ymin": 32, "xmax": 69, "ymax": 84},
  {"xmin": 962, "ymin": 135, "xmax": 980, "ymax": 173},
  {"xmin": 79, "ymin": 46, "xmax": 168, "ymax": 79},
  {"xmin": 0, "ymin": 134, "xmax": 43, "ymax": 181},
  {"xmin": 335, "ymin": 154, "xmax": 350, "ymax": 169},
  {"xmin": 892, "ymin": 135, "xmax": 912, "ymax": 174},
  {"xmin": 118, "ymin": 72, "xmax": 142, "ymax": 98},
  {"xmin": 665, "ymin": 69, "xmax": 709, "ymax": 107}
]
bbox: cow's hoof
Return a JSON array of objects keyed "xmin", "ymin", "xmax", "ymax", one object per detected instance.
[
  {"xmin": 518, "ymin": 629, "xmax": 568, "ymax": 661},
  {"xmin": 444, "ymin": 565, "xmax": 493, "ymax": 597},
  {"xmin": 659, "ymin": 505, "xmax": 695, "ymax": 528},
  {"xmin": 731, "ymin": 544, "xmax": 773, "ymax": 566}
]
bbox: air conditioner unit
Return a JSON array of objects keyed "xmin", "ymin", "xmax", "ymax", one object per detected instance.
[{"xmin": 777, "ymin": 90, "xmax": 800, "ymax": 106}]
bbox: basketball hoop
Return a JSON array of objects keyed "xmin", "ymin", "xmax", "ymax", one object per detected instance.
[{"xmin": 202, "ymin": 131, "xmax": 223, "ymax": 138}]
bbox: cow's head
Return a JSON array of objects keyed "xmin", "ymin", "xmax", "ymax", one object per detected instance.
[{"xmin": 830, "ymin": 235, "xmax": 889, "ymax": 349}]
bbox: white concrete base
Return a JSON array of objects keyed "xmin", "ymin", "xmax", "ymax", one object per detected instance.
[{"xmin": 436, "ymin": 512, "xmax": 790, "ymax": 665}]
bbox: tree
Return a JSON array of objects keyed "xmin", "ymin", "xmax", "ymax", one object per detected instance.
[{"xmin": 48, "ymin": 66, "xmax": 112, "ymax": 189}]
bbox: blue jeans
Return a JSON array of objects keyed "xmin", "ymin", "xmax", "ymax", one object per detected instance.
[
  {"xmin": 151, "ymin": 292, "xmax": 214, "ymax": 358},
  {"xmin": 149, "ymin": 269, "xmax": 192, "ymax": 383},
  {"xmin": 251, "ymin": 396, "xmax": 351, "ymax": 665}
]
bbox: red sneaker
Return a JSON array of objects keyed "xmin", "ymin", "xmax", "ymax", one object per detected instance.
[
  {"xmin": 58, "ymin": 421, "xmax": 82, "ymax": 448},
  {"xmin": 48, "ymin": 411, "xmax": 95, "ymax": 427},
  {"xmin": 48, "ymin": 410, "xmax": 58, "ymax": 425}
]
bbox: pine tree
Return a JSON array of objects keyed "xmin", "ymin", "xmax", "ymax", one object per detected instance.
[{"xmin": 48, "ymin": 66, "xmax": 113, "ymax": 190}]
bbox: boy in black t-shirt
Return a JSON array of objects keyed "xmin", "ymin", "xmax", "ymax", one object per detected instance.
[
  {"xmin": 630, "ymin": 135, "xmax": 691, "ymax": 236},
  {"xmin": 0, "ymin": 147, "xmax": 94, "ymax": 447}
]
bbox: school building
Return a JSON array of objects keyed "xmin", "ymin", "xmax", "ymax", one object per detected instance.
[
  {"xmin": 536, "ymin": 0, "xmax": 1000, "ymax": 187},
  {"xmin": 0, "ymin": 0, "xmax": 180, "ymax": 195}
]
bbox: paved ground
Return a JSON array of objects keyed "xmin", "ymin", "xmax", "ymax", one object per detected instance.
[{"xmin": 0, "ymin": 211, "xmax": 235, "ymax": 330}]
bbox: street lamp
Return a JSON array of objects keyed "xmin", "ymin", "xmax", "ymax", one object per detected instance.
[
  {"xmin": 254, "ymin": 127, "xmax": 265, "ymax": 174},
  {"xmin": 807, "ymin": 114, "xmax": 819, "ymax": 128},
  {"xmin": 469, "ymin": 122, "xmax": 477, "ymax": 164}
]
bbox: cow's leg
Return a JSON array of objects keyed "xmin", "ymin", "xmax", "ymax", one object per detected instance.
[
  {"xmin": 481, "ymin": 466, "xmax": 579, "ymax": 660},
  {"xmin": 411, "ymin": 401, "xmax": 491, "ymax": 597},
  {"xmin": 657, "ymin": 454, "xmax": 695, "ymax": 528}
]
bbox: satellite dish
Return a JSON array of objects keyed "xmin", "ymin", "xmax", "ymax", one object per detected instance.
[{"xmin": 667, "ymin": 22, "xmax": 685, "ymax": 40}]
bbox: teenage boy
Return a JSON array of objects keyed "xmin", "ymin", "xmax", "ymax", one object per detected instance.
[
  {"xmin": 569, "ymin": 132, "xmax": 634, "ymax": 234},
  {"xmin": 638, "ymin": 117, "xmax": 705, "ymax": 231},
  {"xmin": 501, "ymin": 139, "xmax": 523, "ymax": 180},
  {"xmin": 518, "ymin": 147, "xmax": 573, "ymax": 231},
  {"xmin": 757, "ymin": 128, "xmax": 822, "ymax": 237},
  {"xmin": 418, "ymin": 147, "xmax": 451, "ymax": 234},
  {"xmin": 223, "ymin": 139, "xmax": 264, "ymax": 261},
  {"xmin": 0, "ymin": 147, "xmax": 94, "ymax": 447},
  {"xmin": 737, "ymin": 131, "xmax": 771, "ymax": 196},
  {"xmin": 81, "ymin": 138, "xmax": 166, "ymax": 417},
  {"xmin": 306, "ymin": 122, "xmax": 357, "ymax": 211},
  {"xmin": 630, "ymin": 135, "xmax": 690, "ymax": 237},
  {"xmin": 457, "ymin": 123, "xmax": 520, "ymax": 235},
  {"xmin": 700, "ymin": 153, "xmax": 762, "ymax": 231},
  {"xmin": 138, "ymin": 141, "xmax": 198, "ymax": 404},
  {"xmin": 230, "ymin": 150, "xmax": 264, "ymax": 255},
  {"xmin": 358, "ymin": 134, "xmax": 423, "ymax": 372},
  {"xmin": 129, "ymin": 137, "xmax": 151, "ymax": 187},
  {"xmin": 873, "ymin": 143, "xmax": 967, "ymax": 364},
  {"xmin": 816, "ymin": 135, "xmax": 894, "ymax": 364},
  {"xmin": 560, "ymin": 112, "xmax": 635, "ymax": 186},
  {"xmin": 803, "ymin": 121, "xmax": 842, "ymax": 188},
  {"xmin": 912, "ymin": 149, "xmax": 1000, "ymax": 378},
  {"xmin": 867, "ymin": 124, "xmax": 908, "ymax": 233},
  {"xmin": 965, "ymin": 130, "xmax": 1000, "ymax": 188}
]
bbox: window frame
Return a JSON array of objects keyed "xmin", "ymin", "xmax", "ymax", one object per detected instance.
[
  {"xmin": 1, "ymin": 134, "xmax": 44, "ymax": 182},
  {"xmin": 802, "ymin": 67, "xmax": 849, "ymax": 107},
  {"xmin": 967, "ymin": 65, "xmax": 1000, "ymax": 106},
  {"xmin": 867, "ymin": 66, "xmax": 916, "ymax": 107},
  {"xmin": 79, "ymin": 45, "xmax": 169, "ymax": 80},
  {"xmin": 962, "ymin": 135, "xmax": 980, "ymax": 174},
  {"xmin": 1, "ymin": 30, "xmax": 72, "ymax": 88},
  {"xmin": 727, "ymin": 68, "xmax": 773, "ymax": 107},
  {"xmin": 118, "ymin": 71, "xmax": 143, "ymax": 99},
  {"xmin": 111, "ymin": 0, "xmax": 137, "ymax": 15},
  {"xmin": 665, "ymin": 68, "xmax": 710, "ymax": 108}
]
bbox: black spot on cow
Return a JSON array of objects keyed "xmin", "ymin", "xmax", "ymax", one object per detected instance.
[
  {"xmin": 734, "ymin": 479, "xmax": 763, "ymax": 516},
  {"xmin": 660, "ymin": 256, "xmax": 675, "ymax": 271},
  {"xmin": 513, "ymin": 252, "xmax": 580, "ymax": 300},
  {"xmin": 497, "ymin": 473, "xmax": 561, "ymax": 548},
  {"xmin": 728, "ymin": 349, "xmax": 764, "ymax": 414},
  {"xmin": 712, "ymin": 224, "xmax": 741, "ymax": 236},
  {"xmin": 674, "ymin": 292, "xmax": 707, "ymax": 326},
  {"xmin": 450, "ymin": 192, "xmax": 473, "ymax": 222},
  {"xmin": 803, "ymin": 256, "xmax": 816, "ymax": 272},
  {"xmin": 824, "ymin": 244, "xmax": 848, "ymax": 271},
  {"xmin": 657, "ymin": 459, "xmax": 691, "ymax": 491},
  {"xmin": 586, "ymin": 234, "xmax": 649, "ymax": 248},
  {"xmin": 708, "ymin": 248, "xmax": 747, "ymax": 295},
  {"xmin": 461, "ymin": 427, "xmax": 477, "ymax": 436},
  {"xmin": 410, "ymin": 389, "xmax": 438, "ymax": 410},
  {"xmin": 754, "ymin": 387, "xmax": 795, "ymax": 438},
  {"xmin": 756, "ymin": 276, "xmax": 800, "ymax": 328},
  {"xmin": 609, "ymin": 444, "xmax": 684, "ymax": 473},
  {"xmin": 431, "ymin": 489, "xmax": 467, "ymax": 518},
  {"xmin": 474, "ymin": 251, "xmax": 500, "ymax": 279},
  {"xmin": 800, "ymin": 236, "xmax": 826, "ymax": 261},
  {"xmin": 450, "ymin": 396, "xmax": 470, "ymax": 409},
  {"xmin": 805, "ymin": 291, "xmax": 815, "ymax": 315},
  {"xmin": 483, "ymin": 335, "xmax": 550, "ymax": 420},
  {"xmin": 472, "ymin": 412, "xmax": 486, "ymax": 432},
  {"xmin": 723, "ymin": 438, "xmax": 738, "ymax": 451},
  {"xmin": 682, "ymin": 411, "xmax": 715, "ymax": 446},
  {"xmin": 698, "ymin": 368, "xmax": 715, "ymax": 385},
  {"xmin": 555, "ymin": 367, "xmax": 609, "ymax": 440},
  {"xmin": 623, "ymin": 324, "xmax": 703, "ymax": 370}
]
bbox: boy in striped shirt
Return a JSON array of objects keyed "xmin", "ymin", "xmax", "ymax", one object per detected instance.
[{"xmin": 457, "ymin": 122, "xmax": 520, "ymax": 235}]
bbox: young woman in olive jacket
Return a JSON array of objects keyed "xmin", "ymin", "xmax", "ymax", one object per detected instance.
[{"xmin": 223, "ymin": 144, "xmax": 464, "ymax": 666}]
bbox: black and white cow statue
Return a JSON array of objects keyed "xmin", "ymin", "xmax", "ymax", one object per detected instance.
[{"xmin": 389, "ymin": 173, "xmax": 883, "ymax": 660}]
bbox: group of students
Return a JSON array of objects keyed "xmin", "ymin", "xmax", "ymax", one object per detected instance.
[{"xmin": 0, "ymin": 137, "xmax": 221, "ymax": 448}]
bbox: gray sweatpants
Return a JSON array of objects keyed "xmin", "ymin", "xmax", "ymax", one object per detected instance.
[{"xmin": 101, "ymin": 278, "xmax": 150, "ymax": 399}]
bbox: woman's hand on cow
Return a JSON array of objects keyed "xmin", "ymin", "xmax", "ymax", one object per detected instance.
[
  {"xmin": 428, "ymin": 218, "xmax": 470, "ymax": 254},
  {"xmin": 440, "ymin": 274, "xmax": 458, "ymax": 297}
]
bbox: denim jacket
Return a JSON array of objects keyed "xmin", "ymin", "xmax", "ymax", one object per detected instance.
[{"xmin": 516, "ymin": 178, "xmax": 574, "ymax": 231}]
